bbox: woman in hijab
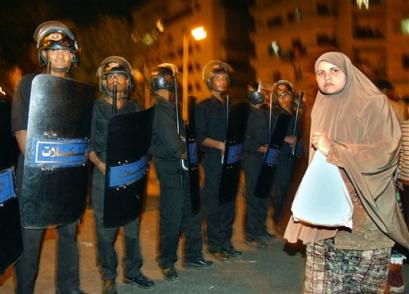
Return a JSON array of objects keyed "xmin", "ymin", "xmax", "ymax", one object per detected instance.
[{"xmin": 284, "ymin": 52, "xmax": 409, "ymax": 293}]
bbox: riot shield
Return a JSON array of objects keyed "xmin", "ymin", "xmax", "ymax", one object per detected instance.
[
  {"xmin": 254, "ymin": 112, "xmax": 291, "ymax": 198},
  {"xmin": 22, "ymin": 74, "xmax": 95, "ymax": 228},
  {"xmin": 185, "ymin": 97, "xmax": 200, "ymax": 213},
  {"xmin": 103, "ymin": 108, "xmax": 154, "ymax": 228},
  {"xmin": 219, "ymin": 103, "xmax": 249, "ymax": 203},
  {"xmin": 0, "ymin": 101, "xmax": 22, "ymax": 274}
]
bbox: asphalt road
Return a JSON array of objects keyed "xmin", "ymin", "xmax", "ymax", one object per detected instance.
[
  {"xmin": 0, "ymin": 193, "xmax": 306, "ymax": 294},
  {"xmin": 2, "ymin": 160, "xmax": 409, "ymax": 293}
]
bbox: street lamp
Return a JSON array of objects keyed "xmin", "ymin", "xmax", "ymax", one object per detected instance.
[
  {"xmin": 182, "ymin": 26, "xmax": 207, "ymax": 122},
  {"xmin": 191, "ymin": 26, "xmax": 207, "ymax": 41}
]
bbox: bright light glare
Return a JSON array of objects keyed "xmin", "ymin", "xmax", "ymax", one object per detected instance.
[
  {"xmin": 191, "ymin": 26, "xmax": 207, "ymax": 41},
  {"xmin": 0, "ymin": 86, "xmax": 5, "ymax": 96},
  {"xmin": 156, "ymin": 20, "xmax": 164, "ymax": 33},
  {"xmin": 271, "ymin": 41, "xmax": 280, "ymax": 56}
]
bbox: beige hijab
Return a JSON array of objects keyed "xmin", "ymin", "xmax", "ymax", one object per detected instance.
[{"xmin": 285, "ymin": 52, "xmax": 409, "ymax": 248}]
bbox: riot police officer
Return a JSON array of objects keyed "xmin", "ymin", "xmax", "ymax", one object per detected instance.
[
  {"xmin": 89, "ymin": 56, "xmax": 154, "ymax": 294},
  {"xmin": 0, "ymin": 96, "xmax": 21, "ymax": 275},
  {"xmin": 242, "ymin": 82, "xmax": 271, "ymax": 248},
  {"xmin": 196, "ymin": 60, "xmax": 242, "ymax": 260},
  {"xmin": 270, "ymin": 80, "xmax": 299, "ymax": 235},
  {"xmin": 11, "ymin": 21, "xmax": 86, "ymax": 294},
  {"xmin": 149, "ymin": 64, "xmax": 213, "ymax": 281}
]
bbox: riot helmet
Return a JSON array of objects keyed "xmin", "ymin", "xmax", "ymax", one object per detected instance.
[
  {"xmin": 97, "ymin": 56, "xmax": 134, "ymax": 98},
  {"xmin": 247, "ymin": 82, "xmax": 267, "ymax": 105},
  {"xmin": 374, "ymin": 79, "xmax": 393, "ymax": 92},
  {"xmin": 272, "ymin": 80, "xmax": 296, "ymax": 112},
  {"xmin": 33, "ymin": 20, "xmax": 79, "ymax": 67},
  {"xmin": 149, "ymin": 63, "xmax": 178, "ymax": 93},
  {"xmin": 202, "ymin": 60, "xmax": 233, "ymax": 91}
]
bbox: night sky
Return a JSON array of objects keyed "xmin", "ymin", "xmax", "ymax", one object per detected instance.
[{"xmin": 0, "ymin": 0, "xmax": 142, "ymax": 70}]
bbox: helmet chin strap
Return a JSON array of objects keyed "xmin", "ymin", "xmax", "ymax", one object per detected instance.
[
  {"xmin": 112, "ymin": 92, "xmax": 127, "ymax": 100},
  {"xmin": 212, "ymin": 87, "xmax": 228, "ymax": 101},
  {"xmin": 46, "ymin": 61, "xmax": 51, "ymax": 74},
  {"xmin": 103, "ymin": 78, "xmax": 130, "ymax": 100},
  {"xmin": 65, "ymin": 63, "xmax": 72, "ymax": 73},
  {"xmin": 46, "ymin": 60, "xmax": 71, "ymax": 74},
  {"xmin": 169, "ymin": 91, "xmax": 176, "ymax": 103},
  {"xmin": 107, "ymin": 90, "xmax": 126, "ymax": 99}
]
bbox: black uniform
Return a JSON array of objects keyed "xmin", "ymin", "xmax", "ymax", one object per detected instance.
[
  {"xmin": 243, "ymin": 106, "xmax": 299, "ymax": 239},
  {"xmin": 0, "ymin": 99, "xmax": 18, "ymax": 168},
  {"xmin": 271, "ymin": 110, "xmax": 299, "ymax": 225},
  {"xmin": 150, "ymin": 95, "xmax": 203, "ymax": 269},
  {"xmin": 196, "ymin": 96, "xmax": 236, "ymax": 252},
  {"xmin": 11, "ymin": 73, "xmax": 81, "ymax": 294},
  {"xmin": 90, "ymin": 98, "xmax": 145, "ymax": 282},
  {"xmin": 0, "ymin": 98, "xmax": 21, "ymax": 275},
  {"xmin": 242, "ymin": 106, "xmax": 270, "ymax": 239}
]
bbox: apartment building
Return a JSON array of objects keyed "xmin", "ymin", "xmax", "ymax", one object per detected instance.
[{"xmin": 251, "ymin": 0, "xmax": 409, "ymax": 98}]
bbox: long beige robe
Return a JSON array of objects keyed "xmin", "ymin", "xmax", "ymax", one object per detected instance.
[{"xmin": 285, "ymin": 52, "xmax": 409, "ymax": 249}]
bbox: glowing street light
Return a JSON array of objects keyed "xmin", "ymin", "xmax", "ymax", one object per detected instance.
[
  {"xmin": 191, "ymin": 26, "xmax": 207, "ymax": 41},
  {"xmin": 156, "ymin": 19, "xmax": 164, "ymax": 33},
  {"xmin": 182, "ymin": 26, "xmax": 207, "ymax": 121}
]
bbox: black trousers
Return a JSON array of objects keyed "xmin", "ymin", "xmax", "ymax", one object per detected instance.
[
  {"xmin": 154, "ymin": 158, "xmax": 203, "ymax": 268},
  {"xmin": 15, "ymin": 223, "xmax": 80, "ymax": 294},
  {"xmin": 14, "ymin": 154, "xmax": 80, "ymax": 294},
  {"xmin": 242, "ymin": 154, "xmax": 269, "ymax": 238},
  {"xmin": 202, "ymin": 153, "xmax": 236, "ymax": 251},
  {"xmin": 270, "ymin": 152, "xmax": 295, "ymax": 224},
  {"xmin": 91, "ymin": 170, "xmax": 143, "ymax": 281}
]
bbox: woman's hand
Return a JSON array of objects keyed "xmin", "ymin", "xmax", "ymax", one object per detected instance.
[{"xmin": 311, "ymin": 132, "xmax": 331, "ymax": 156}]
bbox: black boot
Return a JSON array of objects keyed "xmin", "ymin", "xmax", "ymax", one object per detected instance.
[
  {"xmin": 124, "ymin": 272, "xmax": 154, "ymax": 289},
  {"xmin": 160, "ymin": 265, "xmax": 178, "ymax": 281},
  {"xmin": 102, "ymin": 280, "xmax": 117, "ymax": 294},
  {"xmin": 184, "ymin": 258, "xmax": 214, "ymax": 268}
]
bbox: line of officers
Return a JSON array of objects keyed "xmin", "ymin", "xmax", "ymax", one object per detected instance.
[{"xmin": 7, "ymin": 21, "xmax": 301, "ymax": 294}]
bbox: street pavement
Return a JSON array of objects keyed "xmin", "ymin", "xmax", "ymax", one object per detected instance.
[
  {"xmin": 3, "ymin": 162, "xmax": 409, "ymax": 293},
  {"xmin": 0, "ymin": 192, "xmax": 306, "ymax": 294}
]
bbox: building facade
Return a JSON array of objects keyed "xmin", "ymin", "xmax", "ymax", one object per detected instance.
[
  {"xmin": 251, "ymin": 0, "xmax": 409, "ymax": 99},
  {"xmin": 133, "ymin": 0, "xmax": 255, "ymax": 106}
]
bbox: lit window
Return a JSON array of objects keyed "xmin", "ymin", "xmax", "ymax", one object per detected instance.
[{"xmin": 402, "ymin": 18, "xmax": 409, "ymax": 36}]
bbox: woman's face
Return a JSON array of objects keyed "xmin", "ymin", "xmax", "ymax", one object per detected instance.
[{"xmin": 315, "ymin": 61, "xmax": 346, "ymax": 95}]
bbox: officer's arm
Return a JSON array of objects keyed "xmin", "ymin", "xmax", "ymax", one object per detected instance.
[
  {"xmin": 15, "ymin": 130, "xmax": 27, "ymax": 155},
  {"xmin": 284, "ymin": 135, "xmax": 297, "ymax": 147},
  {"xmin": 89, "ymin": 151, "xmax": 106, "ymax": 175},
  {"xmin": 89, "ymin": 103, "xmax": 106, "ymax": 174},
  {"xmin": 156, "ymin": 107, "xmax": 185, "ymax": 159},
  {"xmin": 201, "ymin": 138, "xmax": 225, "ymax": 153},
  {"xmin": 12, "ymin": 76, "xmax": 32, "ymax": 155},
  {"xmin": 195, "ymin": 102, "xmax": 225, "ymax": 153}
]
